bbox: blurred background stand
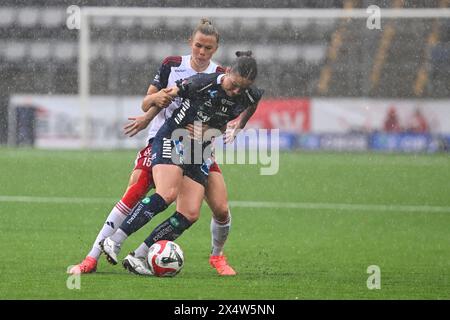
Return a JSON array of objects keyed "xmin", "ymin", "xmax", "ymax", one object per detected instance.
[
  {"xmin": 0, "ymin": 94, "xmax": 9, "ymax": 145},
  {"xmin": 8, "ymin": 104, "xmax": 36, "ymax": 147}
]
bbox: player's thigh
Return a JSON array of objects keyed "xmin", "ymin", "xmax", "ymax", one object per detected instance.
[
  {"xmin": 125, "ymin": 144, "xmax": 155, "ymax": 190},
  {"xmin": 176, "ymin": 176, "xmax": 205, "ymax": 223},
  {"xmin": 131, "ymin": 144, "xmax": 154, "ymax": 186},
  {"xmin": 205, "ymin": 171, "xmax": 229, "ymax": 221}
]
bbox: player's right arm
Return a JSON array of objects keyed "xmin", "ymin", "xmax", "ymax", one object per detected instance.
[
  {"xmin": 141, "ymin": 85, "xmax": 173, "ymax": 112},
  {"xmin": 124, "ymin": 57, "xmax": 182, "ymax": 137},
  {"xmin": 155, "ymin": 73, "xmax": 213, "ymax": 100},
  {"xmin": 141, "ymin": 56, "xmax": 183, "ymax": 111},
  {"xmin": 124, "ymin": 85, "xmax": 171, "ymax": 137}
]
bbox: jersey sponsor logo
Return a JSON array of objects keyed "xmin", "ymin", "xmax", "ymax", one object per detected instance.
[
  {"xmin": 174, "ymin": 99, "xmax": 191, "ymax": 125},
  {"xmin": 174, "ymin": 69, "xmax": 187, "ymax": 73},
  {"xmin": 221, "ymin": 98, "xmax": 234, "ymax": 107},
  {"xmin": 197, "ymin": 111, "xmax": 211, "ymax": 122},
  {"xmin": 169, "ymin": 217, "xmax": 180, "ymax": 227}
]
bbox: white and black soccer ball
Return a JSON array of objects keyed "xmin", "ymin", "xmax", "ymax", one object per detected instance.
[{"xmin": 147, "ymin": 240, "xmax": 184, "ymax": 277}]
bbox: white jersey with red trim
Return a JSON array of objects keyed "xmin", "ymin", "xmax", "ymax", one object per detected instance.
[{"xmin": 146, "ymin": 55, "xmax": 224, "ymax": 141}]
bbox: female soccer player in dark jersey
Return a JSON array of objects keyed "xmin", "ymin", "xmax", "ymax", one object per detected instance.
[
  {"xmin": 70, "ymin": 19, "xmax": 257, "ymax": 276},
  {"xmin": 100, "ymin": 52, "xmax": 263, "ymax": 276}
]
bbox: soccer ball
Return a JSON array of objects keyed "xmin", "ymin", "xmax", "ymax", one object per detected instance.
[{"xmin": 147, "ymin": 240, "xmax": 184, "ymax": 277}]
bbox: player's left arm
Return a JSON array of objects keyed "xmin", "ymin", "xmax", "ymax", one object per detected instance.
[
  {"xmin": 238, "ymin": 87, "xmax": 264, "ymax": 129},
  {"xmin": 225, "ymin": 87, "xmax": 264, "ymax": 143},
  {"xmin": 237, "ymin": 104, "xmax": 258, "ymax": 130},
  {"xmin": 224, "ymin": 106, "xmax": 256, "ymax": 143}
]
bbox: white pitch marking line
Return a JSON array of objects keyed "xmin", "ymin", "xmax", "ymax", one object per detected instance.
[
  {"xmin": 228, "ymin": 201, "xmax": 450, "ymax": 213},
  {"xmin": 1, "ymin": 195, "xmax": 449, "ymax": 213}
]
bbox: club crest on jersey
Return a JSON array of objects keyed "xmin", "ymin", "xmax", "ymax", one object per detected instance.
[
  {"xmin": 209, "ymin": 90, "xmax": 218, "ymax": 98},
  {"xmin": 197, "ymin": 111, "xmax": 211, "ymax": 122}
]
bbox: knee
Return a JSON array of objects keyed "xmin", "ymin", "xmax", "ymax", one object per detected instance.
[
  {"xmin": 212, "ymin": 205, "xmax": 230, "ymax": 224},
  {"xmin": 181, "ymin": 210, "xmax": 200, "ymax": 224},
  {"xmin": 158, "ymin": 187, "xmax": 178, "ymax": 204}
]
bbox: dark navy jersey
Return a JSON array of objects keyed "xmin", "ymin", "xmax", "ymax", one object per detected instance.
[
  {"xmin": 169, "ymin": 72, "xmax": 264, "ymax": 131},
  {"xmin": 151, "ymin": 73, "xmax": 263, "ymax": 185},
  {"xmin": 146, "ymin": 55, "xmax": 226, "ymax": 141}
]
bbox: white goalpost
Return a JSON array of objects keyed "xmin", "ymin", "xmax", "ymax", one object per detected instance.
[{"xmin": 77, "ymin": 7, "xmax": 450, "ymax": 148}]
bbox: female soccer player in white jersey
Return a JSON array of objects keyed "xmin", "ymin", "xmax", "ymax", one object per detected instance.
[{"xmin": 69, "ymin": 19, "xmax": 258, "ymax": 276}]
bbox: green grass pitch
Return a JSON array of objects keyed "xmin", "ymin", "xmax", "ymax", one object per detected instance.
[{"xmin": 0, "ymin": 148, "xmax": 449, "ymax": 299}]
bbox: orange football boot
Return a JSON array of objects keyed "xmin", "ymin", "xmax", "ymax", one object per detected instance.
[
  {"xmin": 209, "ymin": 255, "xmax": 236, "ymax": 276},
  {"xmin": 68, "ymin": 256, "xmax": 97, "ymax": 274}
]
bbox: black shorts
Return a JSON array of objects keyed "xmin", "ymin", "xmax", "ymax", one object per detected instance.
[
  {"xmin": 151, "ymin": 137, "xmax": 213, "ymax": 188},
  {"xmin": 182, "ymin": 163, "xmax": 209, "ymax": 187}
]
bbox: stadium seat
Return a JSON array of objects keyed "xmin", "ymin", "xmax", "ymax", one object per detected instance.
[
  {"xmin": 288, "ymin": 17, "xmax": 310, "ymax": 31},
  {"xmin": 0, "ymin": 8, "xmax": 16, "ymax": 28},
  {"xmin": 301, "ymin": 45, "xmax": 326, "ymax": 64},
  {"xmin": 30, "ymin": 42, "xmax": 51, "ymax": 61},
  {"xmin": 53, "ymin": 42, "xmax": 77, "ymax": 62},
  {"xmin": 149, "ymin": 42, "xmax": 175, "ymax": 60},
  {"xmin": 40, "ymin": 8, "xmax": 65, "ymax": 28},
  {"xmin": 263, "ymin": 18, "xmax": 286, "ymax": 31},
  {"xmin": 139, "ymin": 16, "xmax": 163, "ymax": 30},
  {"xmin": 222, "ymin": 16, "xmax": 239, "ymax": 29},
  {"xmin": 123, "ymin": 43, "xmax": 149, "ymax": 63},
  {"xmin": 277, "ymin": 45, "xmax": 301, "ymax": 62},
  {"xmin": 91, "ymin": 16, "xmax": 113, "ymax": 28},
  {"xmin": 239, "ymin": 17, "xmax": 260, "ymax": 31},
  {"xmin": 17, "ymin": 7, "xmax": 40, "ymax": 28},
  {"xmin": 247, "ymin": 45, "xmax": 274, "ymax": 63},
  {"xmin": 117, "ymin": 16, "xmax": 137, "ymax": 29},
  {"xmin": 165, "ymin": 18, "xmax": 188, "ymax": 31},
  {"xmin": 90, "ymin": 42, "xmax": 114, "ymax": 61},
  {"xmin": 5, "ymin": 42, "xmax": 27, "ymax": 61}
]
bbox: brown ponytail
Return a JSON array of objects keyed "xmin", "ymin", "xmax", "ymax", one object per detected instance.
[
  {"xmin": 231, "ymin": 50, "xmax": 257, "ymax": 81},
  {"xmin": 235, "ymin": 50, "xmax": 253, "ymax": 58}
]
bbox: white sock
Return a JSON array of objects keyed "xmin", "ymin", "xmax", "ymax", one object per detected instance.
[
  {"xmin": 87, "ymin": 201, "xmax": 130, "ymax": 260},
  {"xmin": 210, "ymin": 212, "xmax": 231, "ymax": 256},
  {"xmin": 110, "ymin": 228, "xmax": 128, "ymax": 245},
  {"xmin": 134, "ymin": 242, "xmax": 150, "ymax": 259}
]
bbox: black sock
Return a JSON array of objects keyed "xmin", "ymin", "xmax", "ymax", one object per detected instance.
[
  {"xmin": 120, "ymin": 193, "xmax": 168, "ymax": 236},
  {"xmin": 144, "ymin": 211, "xmax": 192, "ymax": 248}
]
